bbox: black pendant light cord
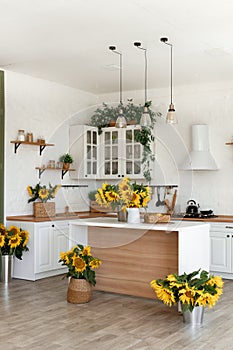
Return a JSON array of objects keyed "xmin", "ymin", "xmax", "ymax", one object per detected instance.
[
  {"xmin": 134, "ymin": 42, "xmax": 147, "ymax": 105},
  {"xmin": 109, "ymin": 46, "xmax": 123, "ymax": 104},
  {"xmin": 160, "ymin": 38, "xmax": 173, "ymax": 105}
]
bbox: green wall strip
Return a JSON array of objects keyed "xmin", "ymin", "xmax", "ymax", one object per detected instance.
[{"xmin": 0, "ymin": 71, "xmax": 4, "ymax": 223}]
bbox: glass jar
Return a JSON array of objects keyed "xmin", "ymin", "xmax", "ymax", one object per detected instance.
[
  {"xmin": 17, "ymin": 130, "xmax": 25, "ymax": 141},
  {"xmin": 26, "ymin": 132, "xmax": 33, "ymax": 142}
]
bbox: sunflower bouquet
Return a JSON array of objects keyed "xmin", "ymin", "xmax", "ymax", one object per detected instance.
[
  {"xmin": 27, "ymin": 183, "xmax": 61, "ymax": 203},
  {"xmin": 95, "ymin": 177, "xmax": 151, "ymax": 211},
  {"xmin": 150, "ymin": 269, "xmax": 223, "ymax": 312},
  {"xmin": 0, "ymin": 224, "xmax": 29, "ymax": 260},
  {"xmin": 59, "ymin": 244, "xmax": 102, "ymax": 286}
]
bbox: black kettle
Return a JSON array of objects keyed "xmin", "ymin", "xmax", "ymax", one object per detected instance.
[{"xmin": 186, "ymin": 200, "xmax": 199, "ymax": 214}]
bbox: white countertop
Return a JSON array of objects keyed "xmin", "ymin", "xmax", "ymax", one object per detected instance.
[{"xmin": 69, "ymin": 217, "xmax": 210, "ymax": 231}]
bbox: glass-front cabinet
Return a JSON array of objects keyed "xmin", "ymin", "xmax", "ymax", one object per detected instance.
[
  {"xmin": 100, "ymin": 126, "xmax": 143, "ymax": 179},
  {"xmin": 69, "ymin": 125, "xmax": 146, "ymax": 180},
  {"xmin": 70, "ymin": 125, "xmax": 98, "ymax": 179}
]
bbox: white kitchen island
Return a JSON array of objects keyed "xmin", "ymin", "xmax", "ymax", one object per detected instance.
[{"xmin": 69, "ymin": 218, "xmax": 210, "ymax": 299}]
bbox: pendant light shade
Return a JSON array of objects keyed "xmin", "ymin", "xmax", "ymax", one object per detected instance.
[
  {"xmin": 134, "ymin": 42, "xmax": 152, "ymax": 127},
  {"xmin": 115, "ymin": 108, "xmax": 127, "ymax": 128},
  {"xmin": 109, "ymin": 46, "xmax": 127, "ymax": 128},
  {"xmin": 160, "ymin": 37, "xmax": 178, "ymax": 124}
]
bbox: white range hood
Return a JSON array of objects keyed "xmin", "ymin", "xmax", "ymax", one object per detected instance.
[{"xmin": 180, "ymin": 124, "xmax": 218, "ymax": 171}]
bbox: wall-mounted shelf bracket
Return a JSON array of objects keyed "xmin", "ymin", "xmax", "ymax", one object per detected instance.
[{"xmin": 10, "ymin": 141, "xmax": 54, "ymax": 155}]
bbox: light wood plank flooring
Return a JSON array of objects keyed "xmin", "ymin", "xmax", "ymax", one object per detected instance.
[{"xmin": 0, "ymin": 275, "xmax": 232, "ymax": 350}]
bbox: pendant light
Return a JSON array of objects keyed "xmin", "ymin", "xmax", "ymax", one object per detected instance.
[
  {"xmin": 109, "ymin": 46, "xmax": 127, "ymax": 128},
  {"xmin": 134, "ymin": 42, "xmax": 151, "ymax": 127},
  {"xmin": 160, "ymin": 37, "xmax": 177, "ymax": 124}
]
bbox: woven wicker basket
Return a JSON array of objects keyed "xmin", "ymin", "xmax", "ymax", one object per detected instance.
[
  {"xmin": 67, "ymin": 278, "xmax": 93, "ymax": 304},
  {"xmin": 33, "ymin": 202, "xmax": 56, "ymax": 218},
  {"xmin": 90, "ymin": 200, "xmax": 115, "ymax": 213},
  {"xmin": 144, "ymin": 213, "xmax": 171, "ymax": 224}
]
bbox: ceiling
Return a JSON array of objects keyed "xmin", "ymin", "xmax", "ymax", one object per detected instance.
[{"xmin": 1, "ymin": 0, "xmax": 233, "ymax": 95}]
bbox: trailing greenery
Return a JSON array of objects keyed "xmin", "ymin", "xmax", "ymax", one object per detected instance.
[
  {"xmin": 90, "ymin": 99, "xmax": 161, "ymax": 182},
  {"xmin": 90, "ymin": 99, "xmax": 161, "ymax": 135},
  {"xmin": 135, "ymin": 127, "xmax": 155, "ymax": 182}
]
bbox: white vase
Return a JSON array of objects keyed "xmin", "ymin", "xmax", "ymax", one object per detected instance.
[{"xmin": 127, "ymin": 208, "xmax": 140, "ymax": 224}]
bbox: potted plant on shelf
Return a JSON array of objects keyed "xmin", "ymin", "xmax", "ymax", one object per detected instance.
[
  {"xmin": 27, "ymin": 183, "xmax": 61, "ymax": 218},
  {"xmin": 150, "ymin": 269, "xmax": 223, "ymax": 326},
  {"xmin": 95, "ymin": 177, "xmax": 151, "ymax": 223},
  {"xmin": 59, "ymin": 153, "xmax": 73, "ymax": 170},
  {"xmin": 0, "ymin": 224, "xmax": 29, "ymax": 283},
  {"xmin": 59, "ymin": 244, "xmax": 102, "ymax": 304}
]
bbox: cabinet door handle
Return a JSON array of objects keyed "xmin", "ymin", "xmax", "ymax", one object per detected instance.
[
  {"xmin": 52, "ymin": 224, "xmax": 55, "ymax": 228},
  {"xmin": 122, "ymin": 175, "xmax": 124, "ymax": 177},
  {"xmin": 118, "ymin": 175, "xmax": 121, "ymax": 177},
  {"xmin": 227, "ymin": 234, "xmax": 230, "ymax": 238},
  {"xmin": 225, "ymin": 226, "xmax": 233, "ymax": 229}
]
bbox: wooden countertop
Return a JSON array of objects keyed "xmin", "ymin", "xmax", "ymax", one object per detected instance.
[
  {"xmin": 6, "ymin": 212, "xmax": 117, "ymax": 222},
  {"xmin": 6, "ymin": 212, "xmax": 233, "ymax": 223},
  {"xmin": 172, "ymin": 215, "xmax": 233, "ymax": 223}
]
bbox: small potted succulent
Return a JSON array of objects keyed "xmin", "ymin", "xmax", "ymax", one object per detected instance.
[{"xmin": 59, "ymin": 153, "xmax": 73, "ymax": 170}]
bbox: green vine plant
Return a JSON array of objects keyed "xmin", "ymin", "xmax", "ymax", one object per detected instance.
[
  {"xmin": 90, "ymin": 99, "xmax": 161, "ymax": 183},
  {"xmin": 135, "ymin": 126, "xmax": 155, "ymax": 183}
]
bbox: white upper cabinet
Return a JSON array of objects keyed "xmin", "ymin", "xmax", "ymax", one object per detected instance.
[
  {"xmin": 69, "ymin": 125, "xmax": 145, "ymax": 180},
  {"xmin": 99, "ymin": 126, "xmax": 143, "ymax": 179},
  {"xmin": 70, "ymin": 125, "xmax": 99, "ymax": 179}
]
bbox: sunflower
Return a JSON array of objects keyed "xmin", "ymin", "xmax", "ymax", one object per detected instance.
[
  {"xmin": 8, "ymin": 225, "xmax": 20, "ymax": 236},
  {"xmin": 207, "ymin": 276, "xmax": 224, "ymax": 288},
  {"xmin": 20, "ymin": 230, "xmax": 29, "ymax": 246},
  {"xmin": 38, "ymin": 188, "xmax": 49, "ymax": 200},
  {"xmin": 72, "ymin": 256, "xmax": 86, "ymax": 273},
  {"xmin": 89, "ymin": 258, "xmax": 102, "ymax": 269},
  {"xmin": 0, "ymin": 224, "xmax": 6, "ymax": 236},
  {"xmin": 27, "ymin": 186, "xmax": 33, "ymax": 197},
  {"xmin": 178, "ymin": 284, "xmax": 196, "ymax": 305},
  {"xmin": 9, "ymin": 235, "xmax": 22, "ymax": 249},
  {"xmin": 105, "ymin": 191, "xmax": 119, "ymax": 202},
  {"xmin": 131, "ymin": 192, "xmax": 141, "ymax": 207},
  {"xmin": 81, "ymin": 246, "xmax": 91, "ymax": 256},
  {"xmin": 52, "ymin": 185, "xmax": 61, "ymax": 197},
  {"xmin": 60, "ymin": 252, "xmax": 70, "ymax": 264},
  {"xmin": 152, "ymin": 283, "xmax": 176, "ymax": 306},
  {"xmin": 0, "ymin": 235, "xmax": 5, "ymax": 248}
]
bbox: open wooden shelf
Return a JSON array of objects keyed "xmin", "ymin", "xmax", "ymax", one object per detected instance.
[
  {"xmin": 35, "ymin": 167, "xmax": 76, "ymax": 179},
  {"xmin": 11, "ymin": 140, "xmax": 55, "ymax": 155}
]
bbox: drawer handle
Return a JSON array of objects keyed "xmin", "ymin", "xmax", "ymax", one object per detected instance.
[{"xmin": 225, "ymin": 226, "xmax": 233, "ymax": 229}]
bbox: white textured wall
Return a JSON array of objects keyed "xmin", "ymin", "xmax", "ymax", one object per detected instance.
[
  {"xmin": 5, "ymin": 70, "xmax": 233, "ymax": 216},
  {"xmin": 5, "ymin": 71, "xmax": 98, "ymax": 216}
]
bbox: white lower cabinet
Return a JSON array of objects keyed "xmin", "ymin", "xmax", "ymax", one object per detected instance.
[
  {"xmin": 6, "ymin": 220, "xmax": 69, "ymax": 281},
  {"xmin": 210, "ymin": 223, "xmax": 233, "ymax": 278}
]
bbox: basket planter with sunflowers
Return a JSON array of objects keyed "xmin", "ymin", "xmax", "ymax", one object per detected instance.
[
  {"xmin": 59, "ymin": 244, "xmax": 102, "ymax": 304},
  {"xmin": 27, "ymin": 183, "xmax": 61, "ymax": 218},
  {"xmin": 95, "ymin": 177, "xmax": 151, "ymax": 222},
  {"xmin": 0, "ymin": 224, "xmax": 29, "ymax": 282},
  {"xmin": 150, "ymin": 269, "xmax": 223, "ymax": 325}
]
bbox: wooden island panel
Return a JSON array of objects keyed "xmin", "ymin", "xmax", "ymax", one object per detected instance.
[{"xmin": 89, "ymin": 227, "xmax": 178, "ymax": 299}]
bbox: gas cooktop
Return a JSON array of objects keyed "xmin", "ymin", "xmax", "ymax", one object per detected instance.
[{"xmin": 183, "ymin": 213, "xmax": 218, "ymax": 219}]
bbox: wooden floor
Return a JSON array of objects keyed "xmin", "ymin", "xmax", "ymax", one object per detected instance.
[{"xmin": 0, "ymin": 275, "xmax": 232, "ymax": 350}]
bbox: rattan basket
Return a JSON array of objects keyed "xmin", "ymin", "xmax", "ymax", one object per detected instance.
[
  {"xmin": 33, "ymin": 202, "xmax": 56, "ymax": 218},
  {"xmin": 90, "ymin": 200, "xmax": 115, "ymax": 213},
  {"xmin": 67, "ymin": 278, "xmax": 93, "ymax": 304},
  {"xmin": 144, "ymin": 213, "xmax": 171, "ymax": 224}
]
